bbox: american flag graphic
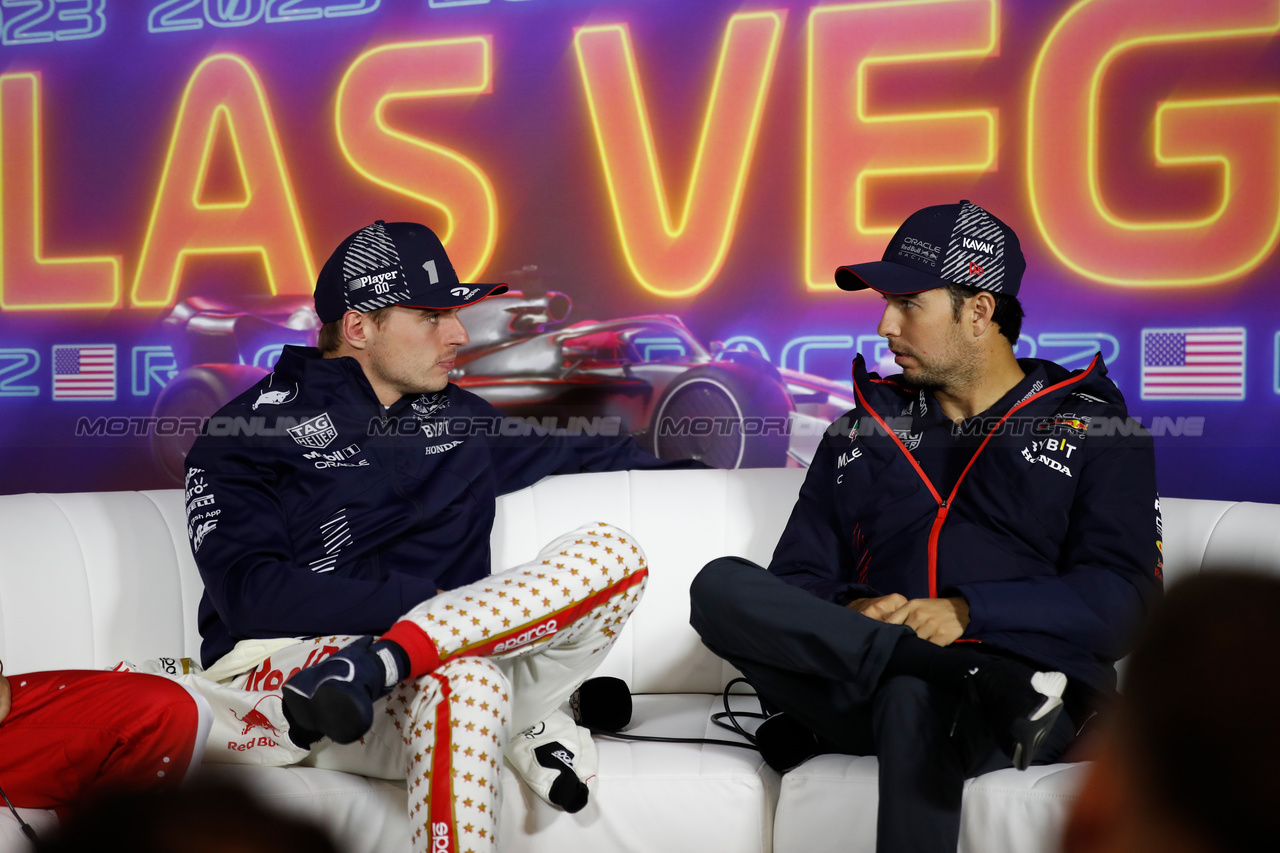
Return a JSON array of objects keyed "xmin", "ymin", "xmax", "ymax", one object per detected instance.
[
  {"xmin": 52, "ymin": 344, "xmax": 116, "ymax": 400},
  {"xmin": 1141, "ymin": 328, "xmax": 1245, "ymax": 400}
]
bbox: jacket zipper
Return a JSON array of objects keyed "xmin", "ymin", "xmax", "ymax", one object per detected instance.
[{"xmin": 851, "ymin": 354, "xmax": 1100, "ymax": 598}]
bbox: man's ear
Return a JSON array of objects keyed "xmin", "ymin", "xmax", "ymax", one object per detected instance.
[
  {"xmin": 969, "ymin": 291, "xmax": 996, "ymax": 338},
  {"xmin": 341, "ymin": 311, "xmax": 371, "ymax": 351}
]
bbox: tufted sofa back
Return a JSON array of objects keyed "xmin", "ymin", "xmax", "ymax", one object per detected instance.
[{"xmin": 2, "ymin": 469, "xmax": 1277, "ymax": 692}]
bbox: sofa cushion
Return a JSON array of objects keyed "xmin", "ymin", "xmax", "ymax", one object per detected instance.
[
  {"xmin": 775, "ymin": 754, "xmax": 1087, "ymax": 853},
  {"xmin": 499, "ymin": 693, "xmax": 777, "ymax": 853}
]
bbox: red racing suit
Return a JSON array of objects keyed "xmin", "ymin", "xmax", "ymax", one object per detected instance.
[{"xmin": 0, "ymin": 669, "xmax": 205, "ymax": 813}]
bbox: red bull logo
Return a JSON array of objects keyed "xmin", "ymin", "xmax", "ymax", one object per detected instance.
[
  {"xmin": 1040, "ymin": 413, "xmax": 1092, "ymax": 437},
  {"xmin": 245, "ymin": 646, "xmax": 340, "ymax": 692},
  {"xmin": 227, "ymin": 643, "xmax": 345, "ymax": 753},
  {"xmin": 227, "ymin": 737, "xmax": 280, "ymax": 752},
  {"xmin": 232, "ymin": 697, "xmax": 282, "ymax": 737},
  {"xmin": 226, "ymin": 697, "xmax": 285, "ymax": 752}
]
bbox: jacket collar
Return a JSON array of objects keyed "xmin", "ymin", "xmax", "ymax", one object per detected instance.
[
  {"xmin": 851, "ymin": 351, "xmax": 1120, "ymax": 428},
  {"xmin": 274, "ymin": 345, "xmax": 420, "ymax": 414}
]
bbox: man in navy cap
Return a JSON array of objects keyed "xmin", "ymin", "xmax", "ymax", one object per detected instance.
[
  {"xmin": 182, "ymin": 221, "xmax": 692, "ymax": 853},
  {"xmin": 691, "ymin": 202, "xmax": 1162, "ymax": 852}
]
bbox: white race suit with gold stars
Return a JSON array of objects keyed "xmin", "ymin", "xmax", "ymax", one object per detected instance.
[{"xmin": 137, "ymin": 521, "xmax": 645, "ymax": 853}]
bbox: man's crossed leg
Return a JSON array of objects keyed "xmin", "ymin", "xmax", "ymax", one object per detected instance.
[
  {"xmin": 277, "ymin": 521, "xmax": 646, "ymax": 853},
  {"xmin": 126, "ymin": 522, "xmax": 646, "ymax": 853},
  {"xmin": 690, "ymin": 557, "xmax": 1076, "ymax": 853}
]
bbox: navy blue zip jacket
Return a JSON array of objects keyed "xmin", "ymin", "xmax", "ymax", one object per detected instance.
[
  {"xmin": 770, "ymin": 354, "xmax": 1162, "ymax": 698},
  {"xmin": 185, "ymin": 345, "xmax": 693, "ymax": 668}
]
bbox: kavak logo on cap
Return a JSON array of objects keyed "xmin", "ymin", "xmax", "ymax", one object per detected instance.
[{"xmin": 834, "ymin": 200, "xmax": 1026, "ymax": 297}]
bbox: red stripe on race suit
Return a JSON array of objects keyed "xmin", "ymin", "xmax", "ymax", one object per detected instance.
[
  {"xmin": 427, "ymin": 672, "xmax": 458, "ymax": 853},
  {"xmin": 851, "ymin": 356, "xmax": 1100, "ymax": 599},
  {"xmin": 384, "ymin": 565, "xmax": 648, "ymax": 676},
  {"xmin": 456, "ymin": 566, "xmax": 648, "ymax": 658}
]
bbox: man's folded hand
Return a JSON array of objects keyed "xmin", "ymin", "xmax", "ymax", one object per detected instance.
[
  {"xmin": 847, "ymin": 594, "xmax": 908, "ymax": 622},
  {"xmin": 884, "ymin": 597, "xmax": 970, "ymax": 646}
]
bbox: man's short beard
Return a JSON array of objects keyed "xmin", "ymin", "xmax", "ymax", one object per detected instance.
[
  {"xmin": 898, "ymin": 331, "xmax": 980, "ymax": 394},
  {"xmin": 367, "ymin": 354, "xmax": 449, "ymax": 398},
  {"xmin": 901, "ymin": 361, "xmax": 958, "ymax": 392},
  {"xmin": 905, "ymin": 367, "xmax": 947, "ymax": 392},
  {"xmin": 397, "ymin": 371, "xmax": 449, "ymax": 396}
]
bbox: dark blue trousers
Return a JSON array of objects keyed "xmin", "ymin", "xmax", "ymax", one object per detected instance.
[{"xmin": 689, "ymin": 557, "xmax": 1077, "ymax": 853}]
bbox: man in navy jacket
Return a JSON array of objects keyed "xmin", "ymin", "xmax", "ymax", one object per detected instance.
[
  {"xmin": 187, "ymin": 224, "xmax": 682, "ymax": 670},
  {"xmin": 691, "ymin": 201, "xmax": 1162, "ymax": 853},
  {"xmin": 184, "ymin": 221, "xmax": 692, "ymax": 853}
]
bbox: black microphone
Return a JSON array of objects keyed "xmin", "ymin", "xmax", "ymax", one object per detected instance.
[
  {"xmin": 752, "ymin": 712, "xmax": 820, "ymax": 773},
  {"xmin": 572, "ymin": 675, "xmax": 769, "ymax": 753},
  {"xmin": 570, "ymin": 677, "xmax": 632, "ymax": 733}
]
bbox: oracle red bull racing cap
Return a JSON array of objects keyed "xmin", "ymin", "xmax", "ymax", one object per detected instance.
[
  {"xmin": 834, "ymin": 200, "xmax": 1025, "ymax": 297},
  {"xmin": 314, "ymin": 220, "xmax": 508, "ymax": 324}
]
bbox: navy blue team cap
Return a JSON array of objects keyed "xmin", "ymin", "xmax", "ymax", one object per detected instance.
[
  {"xmin": 835, "ymin": 201, "xmax": 1025, "ymax": 297},
  {"xmin": 314, "ymin": 221, "xmax": 507, "ymax": 324}
]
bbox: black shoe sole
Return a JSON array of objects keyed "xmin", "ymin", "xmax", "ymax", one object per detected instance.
[
  {"xmin": 282, "ymin": 683, "xmax": 371, "ymax": 745},
  {"xmin": 1009, "ymin": 700, "xmax": 1063, "ymax": 771}
]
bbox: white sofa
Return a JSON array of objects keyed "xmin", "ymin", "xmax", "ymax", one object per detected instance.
[{"xmin": 2, "ymin": 468, "xmax": 1277, "ymax": 853}]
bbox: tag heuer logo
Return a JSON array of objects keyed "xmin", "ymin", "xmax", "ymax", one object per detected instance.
[
  {"xmin": 894, "ymin": 429, "xmax": 923, "ymax": 451},
  {"xmin": 288, "ymin": 412, "xmax": 338, "ymax": 449}
]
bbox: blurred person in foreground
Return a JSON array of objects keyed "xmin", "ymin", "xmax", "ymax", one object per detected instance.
[
  {"xmin": 35, "ymin": 778, "xmax": 338, "ymax": 853},
  {"xmin": 1063, "ymin": 571, "xmax": 1280, "ymax": 853}
]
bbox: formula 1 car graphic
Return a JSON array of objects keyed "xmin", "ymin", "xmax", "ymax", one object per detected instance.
[{"xmin": 149, "ymin": 292, "xmax": 857, "ymax": 483}]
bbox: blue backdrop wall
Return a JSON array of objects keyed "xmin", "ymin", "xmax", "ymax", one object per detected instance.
[{"xmin": 0, "ymin": 0, "xmax": 1277, "ymax": 499}]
